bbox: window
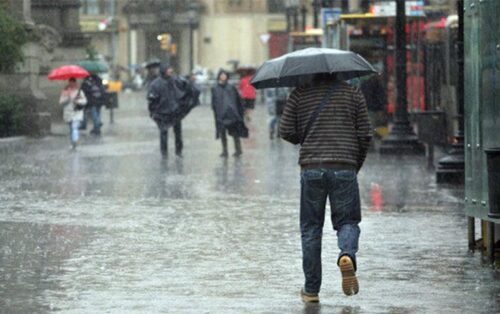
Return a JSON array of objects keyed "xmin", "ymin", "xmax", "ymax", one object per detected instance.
[
  {"xmin": 81, "ymin": 0, "xmax": 115, "ymax": 16},
  {"xmin": 268, "ymin": 0, "xmax": 286, "ymax": 13}
]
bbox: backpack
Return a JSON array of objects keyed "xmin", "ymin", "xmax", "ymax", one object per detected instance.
[{"xmin": 83, "ymin": 77, "xmax": 105, "ymax": 105}]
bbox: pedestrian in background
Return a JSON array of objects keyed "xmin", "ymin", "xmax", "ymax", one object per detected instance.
[
  {"xmin": 359, "ymin": 73, "xmax": 388, "ymax": 141},
  {"xmin": 211, "ymin": 69, "xmax": 248, "ymax": 158},
  {"xmin": 239, "ymin": 70, "xmax": 256, "ymax": 122},
  {"xmin": 265, "ymin": 87, "xmax": 288, "ymax": 139},
  {"xmin": 280, "ymin": 73, "xmax": 371, "ymax": 303},
  {"xmin": 147, "ymin": 64, "xmax": 183, "ymax": 158},
  {"xmin": 59, "ymin": 77, "xmax": 87, "ymax": 150},
  {"xmin": 81, "ymin": 73, "xmax": 106, "ymax": 136}
]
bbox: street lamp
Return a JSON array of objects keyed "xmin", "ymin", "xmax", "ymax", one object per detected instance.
[
  {"xmin": 379, "ymin": 0, "xmax": 425, "ymax": 155},
  {"xmin": 312, "ymin": 0, "xmax": 321, "ymax": 28},
  {"xmin": 187, "ymin": 2, "xmax": 200, "ymax": 73},
  {"xmin": 285, "ymin": 0, "xmax": 300, "ymax": 31},
  {"xmin": 436, "ymin": 0, "xmax": 465, "ymax": 183}
]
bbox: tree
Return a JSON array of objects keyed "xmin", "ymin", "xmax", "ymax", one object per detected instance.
[{"xmin": 0, "ymin": 5, "xmax": 27, "ymax": 73}]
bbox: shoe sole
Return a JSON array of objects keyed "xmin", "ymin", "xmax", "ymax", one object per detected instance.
[
  {"xmin": 339, "ymin": 257, "xmax": 359, "ymax": 296},
  {"xmin": 300, "ymin": 290, "xmax": 319, "ymax": 303}
]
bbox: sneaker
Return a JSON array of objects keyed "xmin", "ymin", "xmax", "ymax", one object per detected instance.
[
  {"xmin": 300, "ymin": 289, "xmax": 319, "ymax": 303},
  {"xmin": 338, "ymin": 255, "xmax": 359, "ymax": 296},
  {"xmin": 232, "ymin": 151, "xmax": 242, "ymax": 158},
  {"xmin": 219, "ymin": 152, "xmax": 228, "ymax": 158}
]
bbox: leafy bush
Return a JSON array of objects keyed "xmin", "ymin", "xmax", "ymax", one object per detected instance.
[
  {"xmin": 0, "ymin": 95, "xmax": 23, "ymax": 137},
  {"xmin": 0, "ymin": 6, "xmax": 28, "ymax": 73}
]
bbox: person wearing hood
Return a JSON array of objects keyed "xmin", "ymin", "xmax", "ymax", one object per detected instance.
[
  {"xmin": 147, "ymin": 64, "xmax": 183, "ymax": 158},
  {"xmin": 211, "ymin": 70, "xmax": 248, "ymax": 157}
]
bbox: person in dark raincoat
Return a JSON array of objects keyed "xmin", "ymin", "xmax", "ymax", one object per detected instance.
[
  {"xmin": 81, "ymin": 74, "xmax": 106, "ymax": 136},
  {"xmin": 147, "ymin": 64, "xmax": 199, "ymax": 158},
  {"xmin": 359, "ymin": 74, "xmax": 387, "ymax": 140},
  {"xmin": 211, "ymin": 70, "xmax": 248, "ymax": 157}
]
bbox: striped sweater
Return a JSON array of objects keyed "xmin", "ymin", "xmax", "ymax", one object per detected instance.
[{"xmin": 279, "ymin": 81, "xmax": 372, "ymax": 170}]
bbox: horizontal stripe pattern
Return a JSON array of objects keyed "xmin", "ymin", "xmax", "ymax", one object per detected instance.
[{"xmin": 279, "ymin": 81, "xmax": 372, "ymax": 169}]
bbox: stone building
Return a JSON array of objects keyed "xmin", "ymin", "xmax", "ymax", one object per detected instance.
[{"xmin": 1, "ymin": 0, "xmax": 89, "ymax": 134}]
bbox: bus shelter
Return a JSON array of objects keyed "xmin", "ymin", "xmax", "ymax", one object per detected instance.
[{"xmin": 464, "ymin": 0, "xmax": 500, "ymax": 264}]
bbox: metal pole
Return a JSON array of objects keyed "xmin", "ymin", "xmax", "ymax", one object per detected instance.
[
  {"xmin": 110, "ymin": 107, "xmax": 114, "ymax": 124},
  {"xmin": 312, "ymin": 0, "xmax": 320, "ymax": 28},
  {"xmin": 293, "ymin": 7, "xmax": 299, "ymax": 32},
  {"xmin": 468, "ymin": 217, "xmax": 476, "ymax": 251},
  {"xmin": 301, "ymin": 5, "xmax": 307, "ymax": 32},
  {"xmin": 189, "ymin": 19, "xmax": 194, "ymax": 73},
  {"xmin": 379, "ymin": 0, "xmax": 425, "ymax": 155},
  {"xmin": 395, "ymin": 1, "xmax": 408, "ymax": 127},
  {"xmin": 436, "ymin": 0, "xmax": 465, "ymax": 183},
  {"xmin": 488, "ymin": 221, "xmax": 495, "ymax": 264}
]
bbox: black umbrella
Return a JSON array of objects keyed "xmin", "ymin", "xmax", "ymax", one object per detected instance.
[
  {"xmin": 250, "ymin": 48, "xmax": 377, "ymax": 89},
  {"xmin": 145, "ymin": 58, "xmax": 161, "ymax": 69}
]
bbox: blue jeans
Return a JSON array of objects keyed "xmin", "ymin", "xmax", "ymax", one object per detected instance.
[
  {"xmin": 90, "ymin": 106, "xmax": 102, "ymax": 134},
  {"xmin": 300, "ymin": 168, "xmax": 361, "ymax": 294},
  {"xmin": 68, "ymin": 120, "xmax": 81, "ymax": 144}
]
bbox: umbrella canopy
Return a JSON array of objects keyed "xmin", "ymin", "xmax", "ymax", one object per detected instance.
[
  {"xmin": 47, "ymin": 65, "xmax": 90, "ymax": 81},
  {"xmin": 77, "ymin": 60, "xmax": 109, "ymax": 74},
  {"xmin": 250, "ymin": 48, "xmax": 377, "ymax": 89}
]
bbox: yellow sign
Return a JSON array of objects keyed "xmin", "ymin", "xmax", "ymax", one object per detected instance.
[
  {"xmin": 157, "ymin": 33, "xmax": 172, "ymax": 50},
  {"xmin": 106, "ymin": 81, "xmax": 122, "ymax": 93}
]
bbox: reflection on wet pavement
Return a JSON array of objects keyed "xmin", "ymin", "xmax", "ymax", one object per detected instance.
[{"xmin": 0, "ymin": 92, "xmax": 498, "ymax": 313}]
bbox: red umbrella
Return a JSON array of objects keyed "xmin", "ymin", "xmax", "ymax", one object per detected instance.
[{"xmin": 48, "ymin": 65, "xmax": 90, "ymax": 81}]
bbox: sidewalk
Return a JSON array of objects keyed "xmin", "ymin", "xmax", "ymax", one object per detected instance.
[{"xmin": 0, "ymin": 91, "xmax": 497, "ymax": 314}]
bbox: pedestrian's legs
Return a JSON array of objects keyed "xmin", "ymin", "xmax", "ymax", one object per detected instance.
[
  {"xmin": 276, "ymin": 115, "xmax": 281, "ymax": 138},
  {"xmin": 243, "ymin": 99, "xmax": 254, "ymax": 122},
  {"xmin": 300, "ymin": 169, "xmax": 328, "ymax": 294},
  {"xmin": 90, "ymin": 106, "xmax": 102, "ymax": 135},
  {"xmin": 159, "ymin": 127, "xmax": 168, "ymax": 157},
  {"xmin": 269, "ymin": 116, "xmax": 277, "ymax": 139},
  {"xmin": 70, "ymin": 120, "xmax": 80, "ymax": 148},
  {"xmin": 233, "ymin": 135, "xmax": 242, "ymax": 157},
  {"xmin": 79, "ymin": 109, "xmax": 88, "ymax": 130},
  {"xmin": 68, "ymin": 122, "xmax": 72, "ymax": 142},
  {"xmin": 328, "ymin": 170, "xmax": 361, "ymax": 269},
  {"xmin": 174, "ymin": 121, "xmax": 183, "ymax": 156},
  {"xmin": 220, "ymin": 127, "xmax": 228, "ymax": 157}
]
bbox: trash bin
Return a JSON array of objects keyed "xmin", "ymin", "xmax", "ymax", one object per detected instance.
[{"xmin": 485, "ymin": 148, "xmax": 500, "ymax": 219}]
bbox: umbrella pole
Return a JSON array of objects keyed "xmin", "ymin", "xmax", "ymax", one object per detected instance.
[{"xmin": 380, "ymin": 0, "xmax": 425, "ymax": 155}]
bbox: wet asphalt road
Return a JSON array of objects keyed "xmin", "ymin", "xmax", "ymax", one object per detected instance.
[{"xmin": 0, "ymin": 91, "xmax": 499, "ymax": 313}]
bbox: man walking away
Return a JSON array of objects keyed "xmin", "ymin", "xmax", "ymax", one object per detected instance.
[
  {"xmin": 279, "ymin": 73, "xmax": 372, "ymax": 303},
  {"xmin": 81, "ymin": 74, "xmax": 106, "ymax": 136},
  {"xmin": 147, "ymin": 64, "xmax": 183, "ymax": 158}
]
